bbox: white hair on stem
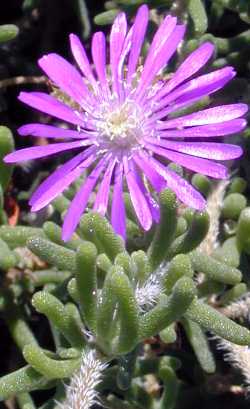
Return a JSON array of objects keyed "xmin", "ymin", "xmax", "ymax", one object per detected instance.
[
  {"xmin": 215, "ymin": 293, "xmax": 250, "ymax": 394},
  {"xmin": 196, "ymin": 180, "xmax": 229, "ymax": 285},
  {"xmin": 61, "ymin": 350, "xmax": 107, "ymax": 409},
  {"xmin": 222, "ymin": 292, "xmax": 250, "ymax": 320},
  {"xmin": 135, "ymin": 263, "xmax": 167, "ymax": 311},
  {"xmin": 200, "ymin": 179, "xmax": 229, "ymax": 255},
  {"xmin": 216, "ymin": 337, "xmax": 250, "ymax": 392},
  {"xmin": 135, "ymin": 275, "xmax": 162, "ymax": 311}
]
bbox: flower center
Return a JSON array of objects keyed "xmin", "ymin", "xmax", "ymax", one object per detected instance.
[
  {"xmin": 106, "ymin": 108, "xmax": 131, "ymax": 139},
  {"xmin": 97, "ymin": 100, "xmax": 144, "ymax": 149}
]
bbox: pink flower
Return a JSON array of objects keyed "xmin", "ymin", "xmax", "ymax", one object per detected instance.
[{"xmin": 4, "ymin": 5, "xmax": 247, "ymax": 241}]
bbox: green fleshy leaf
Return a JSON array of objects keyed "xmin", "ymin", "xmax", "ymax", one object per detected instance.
[
  {"xmin": 186, "ymin": 298, "xmax": 250, "ymax": 345},
  {"xmin": 182, "ymin": 318, "xmax": 216, "ymax": 373},
  {"xmin": 148, "ymin": 189, "xmax": 177, "ymax": 270},
  {"xmin": 0, "ymin": 127, "xmax": 14, "ymax": 190},
  {"xmin": 190, "ymin": 250, "xmax": 242, "ymax": 284},
  {"xmin": 139, "ymin": 277, "xmax": 196, "ymax": 339},
  {"xmin": 164, "ymin": 254, "xmax": 194, "ymax": 294},
  {"xmin": 111, "ymin": 266, "xmax": 139, "ymax": 355},
  {"xmin": 167, "ymin": 211, "xmax": 209, "ymax": 259},
  {"xmin": 32, "ymin": 292, "xmax": 84, "ymax": 348},
  {"xmin": 75, "ymin": 242, "xmax": 98, "ymax": 332},
  {"xmin": 0, "ymin": 226, "xmax": 44, "ymax": 249},
  {"xmin": 27, "ymin": 236, "xmax": 76, "ymax": 271},
  {"xmin": 23, "ymin": 344, "xmax": 80, "ymax": 379},
  {"xmin": 80, "ymin": 212, "xmax": 125, "ymax": 261},
  {"xmin": 237, "ymin": 207, "xmax": 250, "ymax": 254},
  {"xmin": 222, "ymin": 193, "xmax": 247, "ymax": 220},
  {"xmin": 0, "ymin": 366, "xmax": 51, "ymax": 401},
  {"xmin": 0, "ymin": 25, "xmax": 19, "ymax": 43},
  {"xmin": 94, "ymin": 9, "xmax": 119, "ymax": 25},
  {"xmin": 188, "ymin": 0, "xmax": 208, "ymax": 35},
  {"xmin": 43, "ymin": 221, "xmax": 83, "ymax": 250}
]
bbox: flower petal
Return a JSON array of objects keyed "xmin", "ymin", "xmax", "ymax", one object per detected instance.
[
  {"xmin": 31, "ymin": 153, "xmax": 96, "ymax": 212},
  {"xmin": 158, "ymin": 163, "xmax": 207, "ymax": 210},
  {"xmin": 69, "ymin": 33, "xmax": 97, "ymax": 88},
  {"xmin": 136, "ymin": 24, "xmax": 185, "ymax": 100},
  {"xmin": 157, "ymin": 104, "xmax": 248, "ymax": 130},
  {"xmin": 133, "ymin": 153, "xmax": 166, "ymax": 192},
  {"xmin": 147, "ymin": 15, "xmax": 177, "ymax": 56},
  {"xmin": 111, "ymin": 162, "xmax": 126, "ymax": 239},
  {"xmin": 146, "ymin": 138, "xmax": 243, "ymax": 160},
  {"xmin": 119, "ymin": 26, "xmax": 133, "ymax": 74},
  {"xmin": 93, "ymin": 157, "xmax": 116, "ymax": 215},
  {"xmin": 110, "ymin": 12, "xmax": 127, "ymax": 96},
  {"xmin": 131, "ymin": 160, "xmax": 160, "ymax": 223},
  {"xmin": 92, "ymin": 32, "xmax": 110, "ymax": 98},
  {"xmin": 29, "ymin": 146, "xmax": 96, "ymax": 206},
  {"xmin": 158, "ymin": 119, "xmax": 247, "ymax": 138},
  {"xmin": 117, "ymin": 26, "xmax": 133, "ymax": 101},
  {"xmin": 150, "ymin": 68, "xmax": 236, "ymax": 122},
  {"xmin": 135, "ymin": 14, "xmax": 177, "ymax": 93},
  {"xmin": 154, "ymin": 66, "xmax": 235, "ymax": 116},
  {"xmin": 123, "ymin": 157, "xmax": 152, "ymax": 231},
  {"xmin": 18, "ymin": 92, "xmax": 86, "ymax": 127},
  {"xmin": 4, "ymin": 140, "xmax": 89, "ymax": 163},
  {"xmin": 136, "ymin": 151, "xmax": 206, "ymax": 210},
  {"xmin": 18, "ymin": 123, "xmax": 92, "ymax": 139},
  {"xmin": 148, "ymin": 144, "xmax": 228, "ymax": 179},
  {"xmin": 156, "ymin": 42, "xmax": 215, "ymax": 100},
  {"xmin": 38, "ymin": 53, "xmax": 94, "ymax": 109},
  {"xmin": 62, "ymin": 156, "xmax": 108, "ymax": 241},
  {"xmin": 127, "ymin": 4, "xmax": 149, "ymax": 83}
]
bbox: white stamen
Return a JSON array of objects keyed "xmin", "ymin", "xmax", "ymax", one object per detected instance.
[{"xmin": 95, "ymin": 99, "xmax": 148, "ymax": 149}]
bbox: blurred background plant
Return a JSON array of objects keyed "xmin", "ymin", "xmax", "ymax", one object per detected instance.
[{"xmin": 0, "ymin": 1, "xmax": 250, "ymax": 409}]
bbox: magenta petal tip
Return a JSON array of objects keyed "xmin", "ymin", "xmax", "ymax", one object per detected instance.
[{"xmin": 3, "ymin": 153, "xmax": 14, "ymax": 163}]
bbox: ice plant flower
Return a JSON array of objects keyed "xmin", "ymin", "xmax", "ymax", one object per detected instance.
[{"xmin": 4, "ymin": 5, "xmax": 247, "ymax": 241}]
